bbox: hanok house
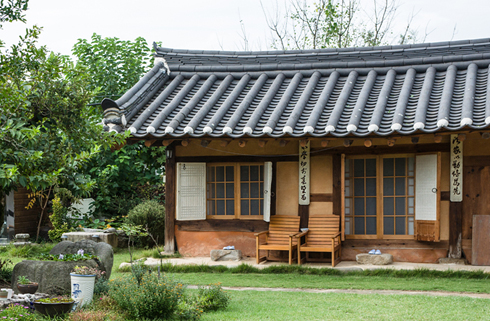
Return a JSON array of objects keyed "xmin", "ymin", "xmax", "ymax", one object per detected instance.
[{"xmin": 101, "ymin": 38, "xmax": 490, "ymax": 265}]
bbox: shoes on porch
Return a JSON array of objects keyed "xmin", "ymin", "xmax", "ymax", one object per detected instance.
[
  {"xmin": 368, "ymin": 249, "xmax": 376, "ymax": 254},
  {"xmin": 375, "ymin": 250, "xmax": 382, "ymax": 255}
]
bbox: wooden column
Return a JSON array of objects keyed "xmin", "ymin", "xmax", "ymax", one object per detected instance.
[
  {"xmin": 164, "ymin": 143, "xmax": 176, "ymax": 253},
  {"xmin": 448, "ymin": 202, "xmax": 463, "ymax": 258},
  {"xmin": 271, "ymin": 161, "xmax": 277, "ymax": 217},
  {"xmin": 332, "ymin": 154, "xmax": 342, "ymax": 216},
  {"xmin": 299, "ymin": 205, "xmax": 309, "ymax": 228}
]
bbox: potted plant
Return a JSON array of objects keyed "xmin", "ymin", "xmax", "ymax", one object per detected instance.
[
  {"xmin": 17, "ymin": 276, "xmax": 38, "ymax": 294},
  {"xmin": 34, "ymin": 296, "xmax": 75, "ymax": 317},
  {"xmin": 70, "ymin": 260, "xmax": 105, "ymax": 307}
]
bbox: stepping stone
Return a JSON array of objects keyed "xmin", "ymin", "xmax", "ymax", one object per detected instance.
[
  {"xmin": 210, "ymin": 250, "xmax": 242, "ymax": 262},
  {"xmin": 356, "ymin": 253, "xmax": 393, "ymax": 265}
]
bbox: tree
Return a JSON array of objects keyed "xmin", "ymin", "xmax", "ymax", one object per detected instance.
[
  {"xmin": 72, "ymin": 34, "xmax": 153, "ymax": 102},
  {"xmin": 72, "ymin": 34, "xmax": 166, "ymax": 218},
  {"xmin": 0, "ymin": 1, "xmax": 127, "ymax": 239},
  {"xmin": 263, "ymin": 0, "xmax": 419, "ymax": 50}
]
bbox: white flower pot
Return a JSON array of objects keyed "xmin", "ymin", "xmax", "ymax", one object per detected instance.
[{"xmin": 70, "ymin": 274, "xmax": 96, "ymax": 307}]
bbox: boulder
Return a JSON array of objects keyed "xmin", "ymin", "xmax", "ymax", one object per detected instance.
[
  {"xmin": 210, "ymin": 249, "xmax": 242, "ymax": 261},
  {"xmin": 356, "ymin": 253, "xmax": 393, "ymax": 265},
  {"xmin": 49, "ymin": 240, "xmax": 113, "ymax": 279},
  {"xmin": 12, "ymin": 259, "xmax": 100, "ymax": 295},
  {"xmin": 12, "ymin": 240, "xmax": 114, "ymax": 296}
]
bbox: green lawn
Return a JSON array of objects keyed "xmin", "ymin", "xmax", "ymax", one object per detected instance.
[
  {"xmin": 167, "ymin": 272, "xmax": 490, "ymax": 294},
  {"xmin": 199, "ymin": 291, "xmax": 490, "ymax": 321}
]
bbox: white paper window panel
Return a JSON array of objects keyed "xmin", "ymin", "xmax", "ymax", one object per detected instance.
[
  {"xmin": 176, "ymin": 163, "xmax": 206, "ymax": 221},
  {"xmin": 415, "ymin": 154, "xmax": 437, "ymax": 221}
]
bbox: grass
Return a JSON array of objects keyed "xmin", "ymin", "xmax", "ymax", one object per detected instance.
[
  {"xmin": 169, "ymin": 272, "xmax": 490, "ymax": 294},
  {"xmin": 198, "ymin": 290, "xmax": 490, "ymax": 320}
]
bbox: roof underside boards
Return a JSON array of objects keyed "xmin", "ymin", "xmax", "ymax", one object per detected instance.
[{"xmin": 102, "ymin": 38, "xmax": 490, "ymax": 138}]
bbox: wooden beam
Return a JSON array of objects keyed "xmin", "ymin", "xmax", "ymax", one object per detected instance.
[
  {"xmin": 300, "ymin": 139, "xmax": 308, "ymax": 147},
  {"xmin": 181, "ymin": 139, "xmax": 189, "ymax": 147},
  {"xmin": 411, "ymin": 137, "xmax": 419, "ymax": 144},
  {"xmin": 457, "ymin": 133, "xmax": 466, "ymax": 142},
  {"xmin": 434, "ymin": 135, "xmax": 443, "ymax": 143},
  {"xmin": 481, "ymin": 132, "xmax": 490, "ymax": 139},
  {"xmin": 332, "ymin": 154, "xmax": 342, "ymax": 216},
  {"xmin": 258, "ymin": 140, "xmax": 268, "ymax": 148},
  {"xmin": 387, "ymin": 139, "xmax": 396, "ymax": 147},
  {"xmin": 448, "ymin": 202, "xmax": 463, "ymax": 259},
  {"xmin": 343, "ymin": 139, "xmax": 353, "ymax": 147},
  {"xmin": 162, "ymin": 140, "xmax": 174, "ymax": 146},
  {"xmin": 201, "ymin": 140, "xmax": 210, "ymax": 148},
  {"xmin": 111, "ymin": 141, "xmax": 126, "ymax": 151},
  {"xmin": 238, "ymin": 140, "xmax": 247, "ymax": 148},
  {"xmin": 313, "ymin": 143, "xmax": 450, "ymax": 156},
  {"xmin": 164, "ymin": 143, "xmax": 176, "ymax": 253},
  {"xmin": 279, "ymin": 140, "xmax": 289, "ymax": 147},
  {"xmin": 176, "ymin": 219, "xmax": 269, "ymax": 232},
  {"xmin": 364, "ymin": 139, "xmax": 372, "ymax": 148},
  {"xmin": 176, "ymin": 155, "xmax": 297, "ymax": 163},
  {"xmin": 440, "ymin": 191, "xmax": 450, "ymax": 201},
  {"xmin": 144, "ymin": 140, "xmax": 156, "ymax": 147},
  {"xmin": 310, "ymin": 193, "xmax": 333, "ymax": 202},
  {"xmin": 219, "ymin": 140, "xmax": 231, "ymax": 147},
  {"xmin": 321, "ymin": 140, "xmax": 329, "ymax": 147}
]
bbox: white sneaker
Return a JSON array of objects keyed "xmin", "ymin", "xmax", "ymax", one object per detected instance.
[
  {"xmin": 368, "ymin": 249, "xmax": 376, "ymax": 255},
  {"xmin": 375, "ymin": 250, "xmax": 382, "ymax": 255}
]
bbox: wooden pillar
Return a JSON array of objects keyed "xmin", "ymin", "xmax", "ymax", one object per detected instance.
[
  {"xmin": 299, "ymin": 205, "xmax": 309, "ymax": 229},
  {"xmin": 332, "ymin": 154, "xmax": 342, "ymax": 216},
  {"xmin": 271, "ymin": 161, "xmax": 277, "ymax": 217},
  {"xmin": 448, "ymin": 202, "xmax": 463, "ymax": 258},
  {"xmin": 164, "ymin": 143, "xmax": 176, "ymax": 253}
]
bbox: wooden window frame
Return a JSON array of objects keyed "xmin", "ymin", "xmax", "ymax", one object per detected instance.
[
  {"xmin": 206, "ymin": 162, "xmax": 264, "ymax": 220},
  {"xmin": 343, "ymin": 154, "xmax": 417, "ymax": 240}
]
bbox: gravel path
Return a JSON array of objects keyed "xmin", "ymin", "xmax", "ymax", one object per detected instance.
[{"xmin": 187, "ymin": 285, "xmax": 490, "ymax": 299}]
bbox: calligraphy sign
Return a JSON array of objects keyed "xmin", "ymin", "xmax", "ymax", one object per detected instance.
[
  {"xmin": 299, "ymin": 141, "xmax": 310, "ymax": 205},
  {"xmin": 450, "ymin": 134, "xmax": 463, "ymax": 202}
]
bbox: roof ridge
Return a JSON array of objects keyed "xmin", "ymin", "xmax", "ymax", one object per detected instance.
[{"xmin": 155, "ymin": 37, "xmax": 490, "ymax": 57}]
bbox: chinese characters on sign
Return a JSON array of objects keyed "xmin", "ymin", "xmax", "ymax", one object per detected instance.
[
  {"xmin": 299, "ymin": 141, "xmax": 310, "ymax": 205},
  {"xmin": 450, "ymin": 134, "xmax": 463, "ymax": 202}
]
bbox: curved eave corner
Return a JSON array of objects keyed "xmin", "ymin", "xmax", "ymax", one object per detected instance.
[{"xmin": 101, "ymin": 59, "xmax": 170, "ymax": 134}]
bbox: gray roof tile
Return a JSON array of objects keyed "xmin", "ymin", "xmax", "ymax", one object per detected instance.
[{"xmin": 102, "ymin": 38, "xmax": 490, "ymax": 138}]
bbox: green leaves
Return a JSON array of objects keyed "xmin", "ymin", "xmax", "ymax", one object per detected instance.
[
  {"xmin": 72, "ymin": 33, "xmax": 152, "ymax": 102},
  {"xmin": 0, "ymin": 25, "xmax": 126, "ymax": 195}
]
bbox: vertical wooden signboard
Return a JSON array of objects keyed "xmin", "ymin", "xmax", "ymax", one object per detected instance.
[
  {"xmin": 450, "ymin": 134, "xmax": 463, "ymax": 202},
  {"xmin": 299, "ymin": 141, "xmax": 310, "ymax": 205}
]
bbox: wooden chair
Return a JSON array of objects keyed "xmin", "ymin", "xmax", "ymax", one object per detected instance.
[
  {"xmin": 297, "ymin": 214, "xmax": 342, "ymax": 267},
  {"xmin": 255, "ymin": 215, "xmax": 301, "ymax": 265}
]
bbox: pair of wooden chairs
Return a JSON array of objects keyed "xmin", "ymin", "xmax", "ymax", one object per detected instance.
[{"xmin": 255, "ymin": 214, "xmax": 341, "ymax": 267}]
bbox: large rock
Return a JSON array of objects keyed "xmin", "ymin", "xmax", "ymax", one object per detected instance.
[
  {"xmin": 356, "ymin": 253, "xmax": 393, "ymax": 265},
  {"xmin": 49, "ymin": 240, "xmax": 113, "ymax": 279},
  {"xmin": 12, "ymin": 240, "xmax": 114, "ymax": 295},
  {"xmin": 210, "ymin": 249, "xmax": 242, "ymax": 261},
  {"xmin": 12, "ymin": 259, "xmax": 100, "ymax": 295}
]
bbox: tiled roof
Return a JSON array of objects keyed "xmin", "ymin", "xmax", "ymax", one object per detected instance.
[{"xmin": 101, "ymin": 38, "xmax": 490, "ymax": 138}]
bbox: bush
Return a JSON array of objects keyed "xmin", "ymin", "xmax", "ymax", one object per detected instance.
[
  {"xmin": 109, "ymin": 273, "xmax": 184, "ymax": 320},
  {"xmin": 195, "ymin": 283, "xmax": 230, "ymax": 312},
  {"xmin": 126, "ymin": 200, "xmax": 165, "ymax": 246},
  {"xmin": 175, "ymin": 298, "xmax": 202, "ymax": 321},
  {"xmin": 94, "ymin": 277, "xmax": 110, "ymax": 296},
  {"xmin": 0, "ymin": 258, "xmax": 12, "ymax": 283},
  {"xmin": 48, "ymin": 195, "xmax": 72, "ymax": 242}
]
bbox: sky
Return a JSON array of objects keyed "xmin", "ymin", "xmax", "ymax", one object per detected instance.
[{"xmin": 1, "ymin": 0, "xmax": 489, "ymax": 56}]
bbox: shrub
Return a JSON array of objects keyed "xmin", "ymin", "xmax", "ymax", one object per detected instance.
[
  {"xmin": 109, "ymin": 273, "xmax": 185, "ymax": 320},
  {"xmin": 0, "ymin": 258, "xmax": 12, "ymax": 283},
  {"xmin": 126, "ymin": 200, "xmax": 165, "ymax": 246},
  {"xmin": 94, "ymin": 277, "xmax": 110, "ymax": 296},
  {"xmin": 0, "ymin": 303, "xmax": 36, "ymax": 321},
  {"xmin": 175, "ymin": 298, "xmax": 202, "ymax": 321},
  {"xmin": 48, "ymin": 195, "xmax": 72, "ymax": 242},
  {"xmin": 195, "ymin": 283, "xmax": 230, "ymax": 312}
]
